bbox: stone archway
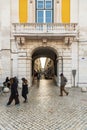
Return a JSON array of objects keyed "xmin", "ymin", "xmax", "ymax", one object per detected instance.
[{"xmin": 29, "ymin": 45, "xmax": 60, "ymax": 86}]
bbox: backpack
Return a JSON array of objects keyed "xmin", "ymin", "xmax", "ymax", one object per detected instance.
[{"xmin": 64, "ymin": 77, "xmax": 68, "ymax": 82}]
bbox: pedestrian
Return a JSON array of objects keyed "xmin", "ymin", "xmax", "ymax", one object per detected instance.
[
  {"xmin": 21, "ymin": 78, "xmax": 28, "ymax": 103},
  {"xmin": 59, "ymin": 73, "xmax": 69, "ymax": 96},
  {"xmin": 3, "ymin": 77, "xmax": 10, "ymax": 88},
  {"xmin": 7, "ymin": 77, "xmax": 20, "ymax": 105},
  {"xmin": 37, "ymin": 72, "xmax": 40, "ymax": 81},
  {"xmin": 37, "ymin": 72, "xmax": 40, "ymax": 87},
  {"xmin": 14, "ymin": 76, "xmax": 19, "ymax": 87}
]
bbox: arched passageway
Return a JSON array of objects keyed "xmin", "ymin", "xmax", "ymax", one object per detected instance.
[{"xmin": 32, "ymin": 47, "xmax": 58, "ymax": 85}]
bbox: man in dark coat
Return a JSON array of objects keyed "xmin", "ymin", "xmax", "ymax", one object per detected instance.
[
  {"xmin": 21, "ymin": 78, "xmax": 28, "ymax": 103},
  {"xmin": 37, "ymin": 72, "xmax": 40, "ymax": 80},
  {"xmin": 7, "ymin": 78, "xmax": 20, "ymax": 105},
  {"xmin": 60, "ymin": 73, "xmax": 69, "ymax": 96}
]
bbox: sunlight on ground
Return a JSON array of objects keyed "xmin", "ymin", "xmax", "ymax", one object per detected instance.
[{"xmin": 40, "ymin": 57, "xmax": 46, "ymax": 68}]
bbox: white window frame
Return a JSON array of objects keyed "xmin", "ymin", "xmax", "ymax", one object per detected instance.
[{"xmin": 36, "ymin": 0, "xmax": 53, "ymax": 23}]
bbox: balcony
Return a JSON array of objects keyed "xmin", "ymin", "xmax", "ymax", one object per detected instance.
[{"xmin": 12, "ymin": 23, "xmax": 78, "ymax": 39}]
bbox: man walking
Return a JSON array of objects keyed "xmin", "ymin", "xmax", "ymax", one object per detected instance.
[
  {"xmin": 60, "ymin": 73, "xmax": 69, "ymax": 96},
  {"xmin": 7, "ymin": 77, "xmax": 20, "ymax": 105}
]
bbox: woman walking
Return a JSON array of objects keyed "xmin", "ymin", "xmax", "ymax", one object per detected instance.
[{"xmin": 21, "ymin": 78, "xmax": 28, "ymax": 103}]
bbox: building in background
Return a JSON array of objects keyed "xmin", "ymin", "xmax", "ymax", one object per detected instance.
[
  {"xmin": 44, "ymin": 58, "xmax": 54, "ymax": 79},
  {"xmin": 0, "ymin": 0, "xmax": 87, "ymax": 87}
]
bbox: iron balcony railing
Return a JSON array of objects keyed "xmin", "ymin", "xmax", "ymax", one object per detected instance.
[{"xmin": 12, "ymin": 23, "xmax": 78, "ymax": 37}]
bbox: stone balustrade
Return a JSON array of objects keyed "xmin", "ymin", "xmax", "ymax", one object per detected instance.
[{"xmin": 12, "ymin": 23, "xmax": 78, "ymax": 37}]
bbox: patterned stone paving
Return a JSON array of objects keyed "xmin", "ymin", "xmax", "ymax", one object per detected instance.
[{"xmin": 0, "ymin": 79, "xmax": 87, "ymax": 130}]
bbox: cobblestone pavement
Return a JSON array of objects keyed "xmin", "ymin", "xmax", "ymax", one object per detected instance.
[{"xmin": 0, "ymin": 79, "xmax": 87, "ymax": 130}]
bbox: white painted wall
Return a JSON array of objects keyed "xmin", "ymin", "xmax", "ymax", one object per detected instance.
[
  {"xmin": 71, "ymin": 0, "xmax": 79, "ymax": 23},
  {"xmin": 11, "ymin": 0, "xmax": 19, "ymax": 23},
  {"xmin": 0, "ymin": 0, "xmax": 11, "ymax": 83}
]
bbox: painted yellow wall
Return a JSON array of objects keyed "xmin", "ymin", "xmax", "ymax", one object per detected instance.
[
  {"xmin": 19, "ymin": 0, "xmax": 28, "ymax": 23},
  {"xmin": 62, "ymin": 0, "xmax": 70, "ymax": 23}
]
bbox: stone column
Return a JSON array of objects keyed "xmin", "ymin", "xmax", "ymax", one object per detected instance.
[
  {"xmin": 57, "ymin": 56, "xmax": 63, "ymax": 86},
  {"xmin": 57, "ymin": 59, "xmax": 59, "ymax": 86},
  {"xmin": 72, "ymin": 41, "xmax": 79, "ymax": 87},
  {"xmin": 26, "ymin": 56, "xmax": 32, "ymax": 87}
]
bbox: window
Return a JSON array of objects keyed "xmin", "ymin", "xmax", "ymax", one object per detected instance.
[
  {"xmin": 37, "ymin": 10, "xmax": 44, "ymax": 23},
  {"xmin": 36, "ymin": 0, "xmax": 53, "ymax": 23}
]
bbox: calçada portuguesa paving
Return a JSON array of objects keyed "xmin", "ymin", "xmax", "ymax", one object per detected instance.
[{"xmin": 0, "ymin": 79, "xmax": 87, "ymax": 130}]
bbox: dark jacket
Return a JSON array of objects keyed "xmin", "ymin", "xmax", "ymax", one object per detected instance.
[
  {"xmin": 37, "ymin": 73, "xmax": 40, "ymax": 80},
  {"xmin": 60, "ymin": 76, "xmax": 67, "ymax": 87},
  {"xmin": 22, "ymin": 83, "xmax": 28, "ymax": 97},
  {"xmin": 11, "ymin": 82, "xmax": 19, "ymax": 97}
]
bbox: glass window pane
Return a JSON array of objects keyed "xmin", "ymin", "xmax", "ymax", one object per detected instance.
[
  {"xmin": 46, "ymin": 11, "xmax": 51, "ymax": 17},
  {"xmin": 38, "ymin": 11, "xmax": 43, "ymax": 17},
  {"xmin": 38, "ymin": 18, "xmax": 43, "ymax": 23},
  {"xmin": 46, "ymin": 11, "xmax": 52, "ymax": 23},
  {"xmin": 37, "ymin": 11, "xmax": 44, "ymax": 23},
  {"xmin": 45, "ymin": 1, "xmax": 52, "ymax": 9},
  {"xmin": 37, "ymin": 1, "xmax": 44, "ymax": 9}
]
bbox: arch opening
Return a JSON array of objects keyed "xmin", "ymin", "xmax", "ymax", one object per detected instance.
[{"xmin": 32, "ymin": 47, "xmax": 58, "ymax": 85}]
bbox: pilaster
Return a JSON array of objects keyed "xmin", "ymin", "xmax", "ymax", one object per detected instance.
[{"xmin": 71, "ymin": 41, "xmax": 79, "ymax": 87}]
